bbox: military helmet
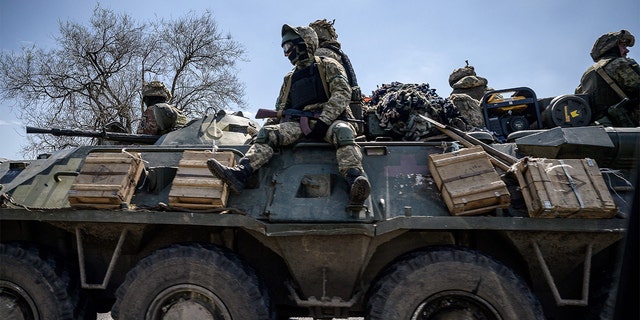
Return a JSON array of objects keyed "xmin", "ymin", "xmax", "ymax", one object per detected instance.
[
  {"xmin": 309, "ymin": 19, "xmax": 338, "ymax": 44},
  {"xmin": 281, "ymin": 27, "xmax": 301, "ymax": 46},
  {"xmin": 282, "ymin": 24, "xmax": 318, "ymax": 55},
  {"xmin": 142, "ymin": 81, "xmax": 172, "ymax": 101},
  {"xmin": 590, "ymin": 29, "xmax": 635, "ymax": 62}
]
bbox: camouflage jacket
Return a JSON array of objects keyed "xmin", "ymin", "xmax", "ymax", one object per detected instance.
[
  {"xmin": 316, "ymin": 41, "xmax": 343, "ymax": 65},
  {"xmin": 275, "ymin": 56, "xmax": 353, "ymax": 125},
  {"xmin": 576, "ymin": 56, "xmax": 640, "ymax": 116}
]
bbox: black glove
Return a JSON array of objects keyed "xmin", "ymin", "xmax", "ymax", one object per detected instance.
[{"xmin": 305, "ymin": 120, "xmax": 329, "ymax": 140}]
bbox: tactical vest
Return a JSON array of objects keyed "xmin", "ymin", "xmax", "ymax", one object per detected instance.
[{"xmin": 289, "ymin": 62, "xmax": 329, "ymax": 110}]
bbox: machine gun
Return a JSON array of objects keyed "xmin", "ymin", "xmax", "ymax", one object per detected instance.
[
  {"xmin": 255, "ymin": 108, "xmax": 320, "ymax": 135},
  {"xmin": 26, "ymin": 127, "xmax": 161, "ymax": 144}
]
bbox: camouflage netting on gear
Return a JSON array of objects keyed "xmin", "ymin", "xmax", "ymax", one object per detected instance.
[
  {"xmin": 309, "ymin": 19, "xmax": 338, "ymax": 43},
  {"xmin": 367, "ymin": 82, "xmax": 470, "ymax": 141},
  {"xmin": 448, "ymin": 93, "xmax": 485, "ymax": 128}
]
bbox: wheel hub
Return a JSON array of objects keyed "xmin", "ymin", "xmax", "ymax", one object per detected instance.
[
  {"xmin": 146, "ymin": 284, "xmax": 231, "ymax": 320},
  {"xmin": 413, "ymin": 290, "xmax": 502, "ymax": 320},
  {"xmin": 0, "ymin": 280, "xmax": 39, "ymax": 320}
]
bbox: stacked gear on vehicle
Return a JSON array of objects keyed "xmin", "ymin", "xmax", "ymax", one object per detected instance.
[
  {"xmin": 449, "ymin": 61, "xmax": 492, "ymax": 101},
  {"xmin": 448, "ymin": 61, "xmax": 493, "ymax": 129},
  {"xmin": 364, "ymin": 82, "xmax": 470, "ymax": 141}
]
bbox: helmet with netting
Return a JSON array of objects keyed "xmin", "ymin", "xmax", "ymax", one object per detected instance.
[
  {"xmin": 309, "ymin": 19, "xmax": 338, "ymax": 44},
  {"xmin": 142, "ymin": 81, "xmax": 172, "ymax": 101}
]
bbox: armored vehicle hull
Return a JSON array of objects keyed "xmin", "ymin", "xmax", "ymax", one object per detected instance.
[{"xmin": 2, "ymin": 126, "xmax": 636, "ymax": 319}]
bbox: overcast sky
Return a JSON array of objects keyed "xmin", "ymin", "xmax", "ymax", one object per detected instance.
[{"xmin": 1, "ymin": 0, "xmax": 638, "ymax": 159}]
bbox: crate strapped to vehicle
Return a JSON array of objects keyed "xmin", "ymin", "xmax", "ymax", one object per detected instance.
[
  {"xmin": 168, "ymin": 150, "xmax": 235, "ymax": 209},
  {"xmin": 68, "ymin": 152, "xmax": 145, "ymax": 208},
  {"xmin": 428, "ymin": 146, "xmax": 511, "ymax": 215},
  {"xmin": 513, "ymin": 157, "xmax": 617, "ymax": 218}
]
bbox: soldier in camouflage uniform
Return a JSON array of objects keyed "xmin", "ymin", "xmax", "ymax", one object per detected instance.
[
  {"xmin": 576, "ymin": 30, "xmax": 639, "ymax": 127},
  {"xmin": 138, "ymin": 81, "xmax": 188, "ymax": 135},
  {"xmin": 309, "ymin": 19, "xmax": 360, "ymax": 99},
  {"xmin": 310, "ymin": 19, "xmax": 364, "ymax": 131},
  {"xmin": 310, "ymin": 19, "xmax": 342, "ymax": 64},
  {"xmin": 207, "ymin": 24, "xmax": 371, "ymax": 206}
]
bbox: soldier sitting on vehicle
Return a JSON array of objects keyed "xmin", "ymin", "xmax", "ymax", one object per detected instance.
[
  {"xmin": 310, "ymin": 18, "xmax": 364, "ymax": 132},
  {"xmin": 137, "ymin": 81, "xmax": 188, "ymax": 135},
  {"xmin": 575, "ymin": 29, "xmax": 639, "ymax": 127},
  {"xmin": 207, "ymin": 23, "xmax": 371, "ymax": 206}
]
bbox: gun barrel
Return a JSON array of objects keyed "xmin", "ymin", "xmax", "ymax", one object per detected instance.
[
  {"xmin": 26, "ymin": 126, "xmax": 160, "ymax": 144},
  {"xmin": 26, "ymin": 126, "xmax": 65, "ymax": 135}
]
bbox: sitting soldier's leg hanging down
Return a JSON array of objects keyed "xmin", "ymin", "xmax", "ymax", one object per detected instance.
[
  {"xmin": 207, "ymin": 157, "xmax": 253, "ymax": 194},
  {"xmin": 207, "ymin": 127, "xmax": 276, "ymax": 193},
  {"xmin": 345, "ymin": 167, "xmax": 370, "ymax": 206},
  {"xmin": 333, "ymin": 122, "xmax": 371, "ymax": 205}
]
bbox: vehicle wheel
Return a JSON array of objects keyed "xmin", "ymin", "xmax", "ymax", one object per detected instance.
[
  {"xmin": 0, "ymin": 243, "xmax": 76, "ymax": 320},
  {"xmin": 112, "ymin": 243, "xmax": 274, "ymax": 320},
  {"xmin": 366, "ymin": 246, "xmax": 545, "ymax": 320}
]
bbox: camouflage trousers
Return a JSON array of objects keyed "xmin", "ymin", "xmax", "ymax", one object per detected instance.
[{"xmin": 245, "ymin": 120, "xmax": 364, "ymax": 176}]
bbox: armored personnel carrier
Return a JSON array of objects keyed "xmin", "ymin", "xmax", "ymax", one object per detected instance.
[{"xmin": 0, "ymin": 93, "xmax": 637, "ymax": 320}]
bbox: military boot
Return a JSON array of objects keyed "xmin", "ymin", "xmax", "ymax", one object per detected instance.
[
  {"xmin": 345, "ymin": 168, "xmax": 371, "ymax": 206},
  {"xmin": 207, "ymin": 157, "xmax": 253, "ymax": 193}
]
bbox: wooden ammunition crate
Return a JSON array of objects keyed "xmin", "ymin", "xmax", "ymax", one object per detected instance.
[
  {"xmin": 428, "ymin": 146, "xmax": 510, "ymax": 215},
  {"xmin": 513, "ymin": 158, "xmax": 617, "ymax": 218},
  {"xmin": 168, "ymin": 151, "xmax": 235, "ymax": 209},
  {"xmin": 68, "ymin": 152, "xmax": 145, "ymax": 208}
]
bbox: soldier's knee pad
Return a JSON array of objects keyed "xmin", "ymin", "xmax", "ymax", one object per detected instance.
[
  {"xmin": 333, "ymin": 123, "xmax": 355, "ymax": 147},
  {"xmin": 255, "ymin": 126, "xmax": 280, "ymax": 147},
  {"xmin": 255, "ymin": 127, "xmax": 269, "ymax": 144}
]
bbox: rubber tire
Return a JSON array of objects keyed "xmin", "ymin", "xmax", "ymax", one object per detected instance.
[
  {"xmin": 366, "ymin": 246, "xmax": 545, "ymax": 320},
  {"xmin": 111, "ymin": 243, "xmax": 274, "ymax": 320},
  {"xmin": 0, "ymin": 243, "xmax": 76, "ymax": 320}
]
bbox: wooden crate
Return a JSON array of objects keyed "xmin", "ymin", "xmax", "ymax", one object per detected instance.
[
  {"xmin": 168, "ymin": 151, "xmax": 235, "ymax": 209},
  {"xmin": 513, "ymin": 158, "xmax": 617, "ymax": 218},
  {"xmin": 428, "ymin": 146, "xmax": 510, "ymax": 215},
  {"xmin": 68, "ymin": 152, "xmax": 145, "ymax": 208}
]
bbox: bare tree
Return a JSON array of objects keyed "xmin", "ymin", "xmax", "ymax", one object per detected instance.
[
  {"xmin": 153, "ymin": 11, "xmax": 246, "ymax": 116},
  {"xmin": 0, "ymin": 5, "xmax": 245, "ymax": 157}
]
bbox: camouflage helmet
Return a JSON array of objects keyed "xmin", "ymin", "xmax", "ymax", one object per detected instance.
[
  {"xmin": 590, "ymin": 29, "xmax": 635, "ymax": 62},
  {"xmin": 142, "ymin": 81, "xmax": 172, "ymax": 101},
  {"xmin": 448, "ymin": 61, "xmax": 477, "ymax": 87},
  {"xmin": 309, "ymin": 19, "xmax": 338, "ymax": 44},
  {"xmin": 282, "ymin": 24, "xmax": 318, "ymax": 55}
]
